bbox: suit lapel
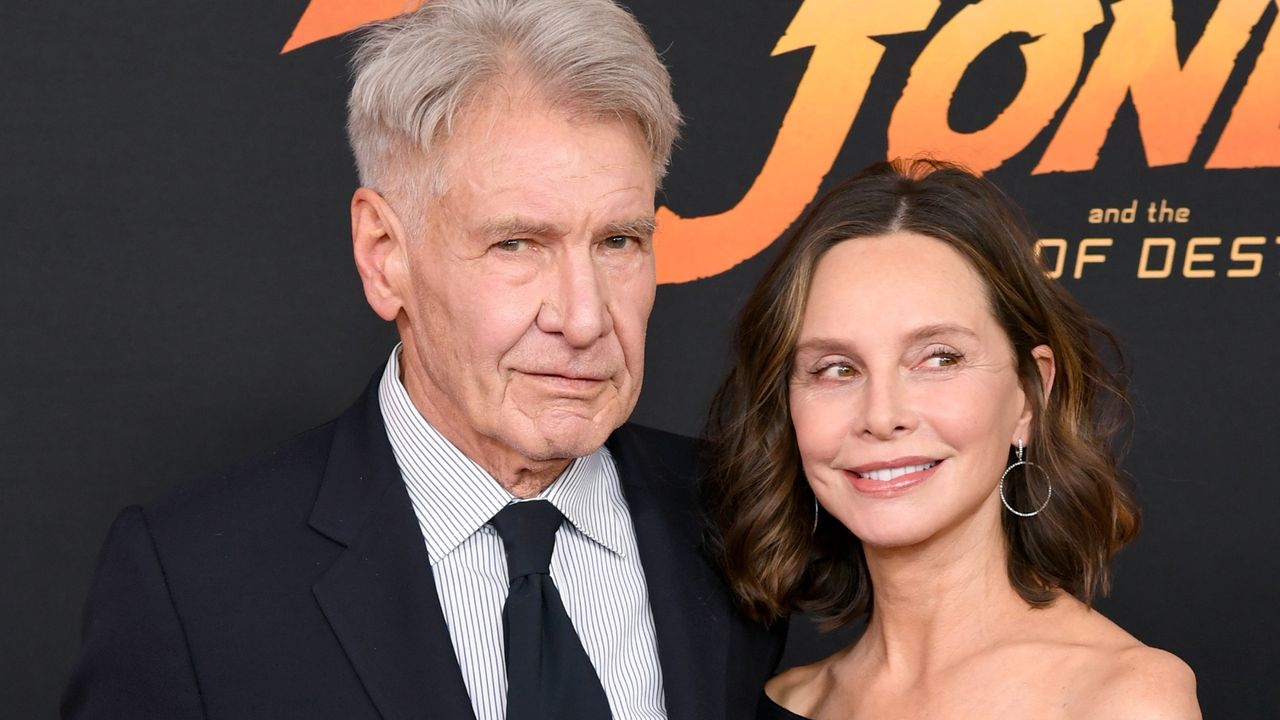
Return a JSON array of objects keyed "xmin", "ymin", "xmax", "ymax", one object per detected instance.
[
  {"xmin": 309, "ymin": 379, "xmax": 476, "ymax": 720},
  {"xmin": 608, "ymin": 425, "xmax": 732, "ymax": 720}
]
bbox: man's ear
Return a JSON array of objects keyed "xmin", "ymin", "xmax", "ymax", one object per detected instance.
[
  {"xmin": 351, "ymin": 187, "xmax": 410, "ymax": 322},
  {"xmin": 1014, "ymin": 344, "xmax": 1057, "ymax": 444}
]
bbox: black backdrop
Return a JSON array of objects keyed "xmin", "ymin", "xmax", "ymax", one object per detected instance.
[{"xmin": 2, "ymin": 1, "xmax": 1277, "ymax": 717}]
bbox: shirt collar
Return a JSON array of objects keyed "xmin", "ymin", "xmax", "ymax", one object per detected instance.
[
  {"xmin": 539, "ymin": 447, "xmax": 630, "ymax": 558},
  {"xmin": 378, "ymin": 345, "xmax": 629, "ymax": 564}
]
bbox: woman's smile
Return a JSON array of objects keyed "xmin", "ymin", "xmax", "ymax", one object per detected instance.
[{"xmin": 844, "ymin": 458, "xmax": 943, "ymax": 497}]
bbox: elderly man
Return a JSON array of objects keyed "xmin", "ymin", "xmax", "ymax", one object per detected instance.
[{"xmin": 62, "ymin": 1, "xmax": 783, "ymax": 719}]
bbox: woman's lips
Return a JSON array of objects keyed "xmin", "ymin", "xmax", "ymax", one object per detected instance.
[{"xmin": 844, "ymin": 459, "xmax": 942, "ymax": 497}]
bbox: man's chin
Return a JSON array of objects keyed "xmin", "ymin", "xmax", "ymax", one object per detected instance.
[{"xmin": 515, "ymin": 414, "xmax": 623, "ymax": 461}]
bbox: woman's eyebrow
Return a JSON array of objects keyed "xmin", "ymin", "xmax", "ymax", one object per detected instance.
[
  {"xmin": 905, "ymin": 323, "xmax": 979, "ymax": 344},
  {"xmin": 795, "ymin": 324, "xmax": 977, "ymax": 354},
  {"xmin": 793, "ymin": 337, "xmax": 852, "ymax": 356}
]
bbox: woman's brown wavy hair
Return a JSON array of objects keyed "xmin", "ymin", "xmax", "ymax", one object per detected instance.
[{"xmin": 703, "ymin": 159, "xmax": 1140, "ymax": 627}]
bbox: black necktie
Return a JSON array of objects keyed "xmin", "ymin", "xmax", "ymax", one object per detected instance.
[{"xmin": 489, "ymin": 500, "xmax": 612, "ymax": 720}]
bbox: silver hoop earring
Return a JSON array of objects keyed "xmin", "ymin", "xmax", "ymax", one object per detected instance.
[
  {"xmin": 812, "ymin": 495, "xmax": 820, "ymax": 535},
  {"xmin": 999, "ymin": 438, "xmax": 1052, "ymax": 517}
]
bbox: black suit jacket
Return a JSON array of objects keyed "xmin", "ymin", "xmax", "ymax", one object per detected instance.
[{"xmin": 63, "ymin": 378, "xmax": 785, "ymax": 719}]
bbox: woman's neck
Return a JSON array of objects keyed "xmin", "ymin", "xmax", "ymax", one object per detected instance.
[{"xmin": 853, "ymin": 510, "xmax": 1039, "ymax": 679}]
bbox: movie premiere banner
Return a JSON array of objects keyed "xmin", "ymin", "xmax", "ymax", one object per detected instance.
[{"xmin": 1, "ymin": 1, "xmax": 1276, "ymax": 717}]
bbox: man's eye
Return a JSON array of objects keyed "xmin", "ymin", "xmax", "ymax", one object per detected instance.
[
  {"xmin": 601, "ymin": 235, "xmax": 633, "ymax": 250},
  {"xmin": 494, "ymin": 239, "xmax": 527, "ymax": 252}
]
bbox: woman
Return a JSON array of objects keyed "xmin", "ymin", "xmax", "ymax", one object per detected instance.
[{"xmin": 704, "ymin": 159, "xmax": 1200, "ymax": 719}]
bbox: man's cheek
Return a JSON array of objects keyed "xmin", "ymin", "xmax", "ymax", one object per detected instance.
[{"xmin": 485, "ymin": 289, "xmax": 543, "ymax": 331}]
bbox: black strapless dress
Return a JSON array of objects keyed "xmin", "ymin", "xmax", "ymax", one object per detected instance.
[{"xmin": 757, "ymin": 693, "xmax": 813, "ymax": 720}]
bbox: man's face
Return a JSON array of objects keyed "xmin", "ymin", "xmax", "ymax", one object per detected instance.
[{"xmin": 392, "ymin": 98, "xmax": 657, "ymax": 477}]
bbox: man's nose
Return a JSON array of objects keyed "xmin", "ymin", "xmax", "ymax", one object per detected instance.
[{"xmin": 536, "ymin": 248, "xmax": 611, "ymax": 346}]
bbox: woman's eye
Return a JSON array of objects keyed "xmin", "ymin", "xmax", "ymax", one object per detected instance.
[
  {"xmin": 818, "ymin": 363, "xmax": 856, "ymax": 378},
  {"xmin": 923, "ymin": 352, "xmax": 961, "ymax": 368}
]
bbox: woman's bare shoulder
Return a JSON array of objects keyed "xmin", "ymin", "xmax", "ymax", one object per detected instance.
[
  {"xmin": 1052, "ymin": 609, "xmax": 1199, "ymax": 719},
  {"xmin": 765, "ymin": 652, "xmax": 843, "ymax": 717},
  {"xmin": 1077, "ymin": 644, "xmax": 1200, "ymax": 719},
  {"xmin": 1000, "ymin": 599, "xmax": 1198, "ymax": 718}
]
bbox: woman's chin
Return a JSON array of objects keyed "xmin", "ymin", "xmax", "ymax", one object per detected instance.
[
  {"xmin": 840, "ymin": 516, "xmax": 938, "ymax": 551},
  {"xmin": 856, "ymin": 531, "xmax": 933, "ymax": 552}
]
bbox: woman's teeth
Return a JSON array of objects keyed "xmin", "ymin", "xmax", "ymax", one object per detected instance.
[{"xmin": 859, "ymin": 461, "xmax": 937, "ymax": 482}]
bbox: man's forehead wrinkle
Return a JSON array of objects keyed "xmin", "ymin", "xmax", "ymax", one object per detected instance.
[
  {"xmin": 438, "ymin": 100, "xmax": 516, "ymax": 182},
  {"xmin": 458, "ymin": 79, "xmax": 561, "ymax": 157}
]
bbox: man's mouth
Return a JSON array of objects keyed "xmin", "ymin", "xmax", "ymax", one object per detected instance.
[{"xmin": 524, "ymin": 371, "xmax": 610, "ymax": 382}]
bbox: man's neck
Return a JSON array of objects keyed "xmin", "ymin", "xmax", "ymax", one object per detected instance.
[
  {"xmin": 396, "ymin": 352, "xmax": 573, "ymax": 497},
  {"xmin": 487, "ymin": 458, "xmax": 572, "ymax": 498}
]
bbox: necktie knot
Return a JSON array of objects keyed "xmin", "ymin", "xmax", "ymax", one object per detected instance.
[{"xmin": 489, "ymin": 500, "xmax": 564, "ymax": 581}]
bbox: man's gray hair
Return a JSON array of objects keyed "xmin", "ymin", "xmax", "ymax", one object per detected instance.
[{"xmin": 347, "ymin": 0, "xmax": 681, "ymax": 203}]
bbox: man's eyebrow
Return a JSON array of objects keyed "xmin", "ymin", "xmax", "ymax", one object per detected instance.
[
  {"xmin": 478, "ymin": 216, "xmax": 657, "ymax": 240},
  {"xmin": 480, "ymin": 217, "xmax": 567, "ymax": 240},
  {"xmin": 603, "ymin": 217, "xmax": 657, "ymax": 237}
]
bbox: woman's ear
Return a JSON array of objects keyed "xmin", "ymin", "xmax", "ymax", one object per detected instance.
[{"xmin": 1014, "ymin": 344, "xmax": 1057, "ymax": 444}]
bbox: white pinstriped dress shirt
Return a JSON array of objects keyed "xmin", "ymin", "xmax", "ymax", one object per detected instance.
[{"xmin": 378, "ymin": 348, "xmax": 668, "ymax": 720}]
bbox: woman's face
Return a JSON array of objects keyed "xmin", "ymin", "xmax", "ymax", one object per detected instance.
[{"xmin": 789, "ymin": 232, "xmax": 1047, "ymax": 550}]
